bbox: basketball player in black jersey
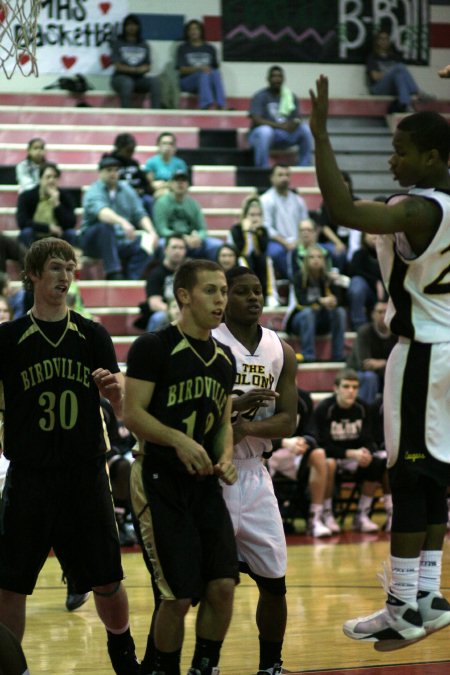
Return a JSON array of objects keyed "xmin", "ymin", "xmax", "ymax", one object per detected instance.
[
  {"xmin": 0, "ymin": 238, "xmax": 139, "ymax": 674},
  {"xmin": 124, "ymin": 259, "xmax": 239, "ymax": 675}
]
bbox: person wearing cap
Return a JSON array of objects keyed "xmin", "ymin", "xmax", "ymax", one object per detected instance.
[
  {"xmin": 80, "ymin": 155, "xmax": 159, "ymax": 280},
  {"xmin": 152, "ymin": 169, "xmax": 222, "ymax": 260}
]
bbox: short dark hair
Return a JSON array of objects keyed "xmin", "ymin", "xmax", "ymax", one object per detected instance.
[
  {"xmin": 184, "ymin": 19, "xmax": 205, "ymax": 42},
  {"xmin": 270, "ymin": 162, "xmax": 290, "ymax": 176},
  {"xmin": 397, "ymin": 111, "xmax": 450, "ymax": 164},
  {"xmin": 225, "ymin": 266, "xmax": 259, "ymax": 289},
  {"xmin": 335, "ymin": 368, "xmax": 360, "ymax": 386},
  {"xmin": 165, "ymin": 234, "xmax": 186, "ymax": 249},
  {"xmin": 157, "ymin": 131, "xmax": 176, "ymax": 144},
  {"xmin": 268, "ymin": 65, "xmax": 284, "ymax": 79},
  {"xmin": 113, "ymin": 133, "xmax": 136, "ymax": 151},
  {"xmin": 39, "ymin": 162, "xmax": 61, "ymax": 179},
  {"xmin": 173, "ymin": 259, "xmax": 223, "ymax": 307},
  {"xmin": 23, "ymin": 238, "xmax": 76, "ymax": 292}
]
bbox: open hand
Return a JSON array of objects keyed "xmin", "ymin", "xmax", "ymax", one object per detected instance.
[{"xmin": 309, "ymin": 74, "xmax": 329, "ymax": 139}]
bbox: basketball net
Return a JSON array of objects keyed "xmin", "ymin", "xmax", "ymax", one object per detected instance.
[{"xmin": 0, "ymin": 0, "xmax": 41, "ymax": 79}]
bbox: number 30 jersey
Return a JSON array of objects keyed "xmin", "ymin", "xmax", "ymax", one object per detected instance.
[
  {"xmin": 0, "ymin": 311, "xmax": 119, "ymax": 468},
  {"xmin": 376, "ymin": 188, "xmax": 450, "ymax": 342}
]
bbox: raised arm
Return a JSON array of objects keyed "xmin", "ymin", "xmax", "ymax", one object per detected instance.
[{"xmin": 309, "ymin": 75, "xmax": 440, "ymax": 248}]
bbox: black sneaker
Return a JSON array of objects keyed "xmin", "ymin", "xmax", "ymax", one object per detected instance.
[
  {"xmin": 65, "ymin": 575, "xmax": 91, "ymax": 612},
  {"xmin": 108, "ymin": 637, "xmax": 140, "ymax": 675},
  {"xmin": 66, "ymin": 590, "xmax": 91, "ymax": 611}
]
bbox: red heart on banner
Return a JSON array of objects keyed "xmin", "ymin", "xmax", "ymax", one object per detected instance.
[
  {"xmin": 100, "ymin": 54, "xmax": 112, "ymax": 69},
  {"xmin": 18, "ymin": 52, "xmax": 30, "ymax": 65},
  {"xmin": 99, "ymin": 2, "xmax": 110, "ymax": 14},
  {"xmin": 0, "ymin": 9, "xmax": 6, "ymax": 23},
  {"xmin": 62, "ymin": 56, "xmax": 77, "ymax": 69}
]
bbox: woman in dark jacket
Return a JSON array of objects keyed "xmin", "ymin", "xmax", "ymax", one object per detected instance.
[{"xmin": 16, "ymin": 162, "xmax": 77, "ymax": 248}]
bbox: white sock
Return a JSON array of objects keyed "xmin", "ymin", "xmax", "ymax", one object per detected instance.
[
  {"xmin": 323, "ymin": 498, "xmax": 333, "ymax": 512},
  {"xmin": 418, "ymin": 550, "xmax": 442, "ymax": 593},
  {"xmin": 309, "ymin": 503, "xmax": 323, "ymax": 520},
  {"xmin": 390, "ymin": 555, "xmax": 420, "ymax": 606},
  {"xmin": 357, "ymin": 494, "xmax": 373, "ymax": 514}
]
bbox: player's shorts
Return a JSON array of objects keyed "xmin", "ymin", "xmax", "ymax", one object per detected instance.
[
  {"xmin": 222, "ymin": 457, "xmax": 287, "ymax": 579},
  {"xmin": 130, "ymin": 455, "xmax": 239, "ymax": 602},
  {"xmin": 0, "ymin": 457, "xmax": 123, "ymax": 595},
  {"xmin": 384, "ymin": 339, "xmax": 450, "ymax": 486}
]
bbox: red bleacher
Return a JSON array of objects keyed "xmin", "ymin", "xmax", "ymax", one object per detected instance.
[{"xmin": 2, "ymin": 91, "xmax": 448, "ymax": 394}]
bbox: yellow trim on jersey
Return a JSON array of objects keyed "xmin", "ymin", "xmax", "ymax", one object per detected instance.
[
  {"xmin": 20, "ymin": 310, "xmax": 87, "ymax": 348},
  {"xmin": 174, "ymin": 325, "xmax": 223, "ymax": 368}
]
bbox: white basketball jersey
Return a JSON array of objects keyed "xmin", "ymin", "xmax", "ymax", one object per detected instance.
[
  {"xmin": 212, "ymin": 323, "xmax": 284, "ymax": 459},
  {"xmin": 376, "ymin": 188, "xmax": 450, "ymax": 342}
]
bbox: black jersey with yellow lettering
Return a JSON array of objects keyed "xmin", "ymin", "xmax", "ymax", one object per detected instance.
[
  {"xmin": 0, "ymin": 310, "xmax": 119, "ymax": 467},
  {"xmin": 126, "ymin": 323, "xmax": 236, "ymax": 470}
]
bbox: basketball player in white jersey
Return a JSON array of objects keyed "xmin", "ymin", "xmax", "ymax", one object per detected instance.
[
  {"xmin": 213, "ymin": 267, "xmax": 298, "ymax": 675},
  {"xmin": 309, "ymin": 75, "xmax": 450, "ymax": 650}
]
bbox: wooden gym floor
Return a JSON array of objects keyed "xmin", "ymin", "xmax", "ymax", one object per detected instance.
[{"xmin": 21, "ymin": 528, "xmax": 450, "ymax": 674}]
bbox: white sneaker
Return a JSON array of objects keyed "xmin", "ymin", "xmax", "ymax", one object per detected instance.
[
  {"xmin": 418, "ymin": 590, "xmax": 450, "ymax": 632},
  {"xmin": 343, "ymin": 593, "xmax": 425, "ymax": 643},
  {"xmin": 322, "ymin": 510, "xmax": 341, "ymax": 534},
  {"xmin": 307, "ymin": 517, "xmax": 332, "ymax": 538},
  {"xmin": 353, "ymin": 512, "xmax": 379, "ymax": 533}
]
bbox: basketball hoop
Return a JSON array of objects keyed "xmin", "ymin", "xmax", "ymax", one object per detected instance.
[{"xmin": 0, "ymin": 0, "xmax": 41, "ymax": 79}]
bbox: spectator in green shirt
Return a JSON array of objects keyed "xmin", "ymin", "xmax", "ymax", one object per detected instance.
[{"xmin": 153, "ymin": 169, "xmax": 222, "ymax": 259}]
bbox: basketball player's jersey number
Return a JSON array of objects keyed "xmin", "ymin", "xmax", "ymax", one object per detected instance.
[
  {"xmin": 183, "ymin": 410, "xmax": 214, "ymax": 437},
  {"xmin": 38, "ymin": 390, "xmax": 78, "ymax": 431}
]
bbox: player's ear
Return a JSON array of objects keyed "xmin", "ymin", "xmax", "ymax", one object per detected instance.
[
  {"xmin": 176, "ymin": 287, "xmax": 189, "ymax": 306},
  {"xmin": 426, "ymin": 148, "xmax": 440, "ymax": 166}
]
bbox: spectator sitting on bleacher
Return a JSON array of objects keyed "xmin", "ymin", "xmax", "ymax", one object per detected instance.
[
  {"xmin": 347, "ymin": 231, "xmax": 385, "ymax": 330},
  {"xmin": 111, "ymin": 133, "xmax": 154, "ymax": 217},
  {"xmin": 216, "ymin": 243, "xmax": 239, "ymax": 272},
  {"xmin": 15, "ymin": 137, "xmax": 47, "ymax": 193},
  {"xmin": 110, "ymin": 13, "xmax": 161, "ymax": 109},
  {"xmin": 176, "ymin": 19, "xmax": 227, "ymax": 110},
  {"xmin": 142, "ymin": 234, "xmax": 187, "ymax": 332},
  {"xmin": 313, "ymin": 368, "xmax": 392, "ymax": 532},
  {"xmin": 285, "ymin": 244, "xmax": 346, "ymax": 363},
  {"xmin": 16, "ymin": 162, "xmax": 78, "ymax": 249},
  {"xmin": 288, "ymin": 218, "xmax": 332, "ymax": 281},
  {"xmin": 152, "ymin": 169, "xmax": 222, "ymax": 260},
  {"xmin": 248, "ymin": 65, "xmax": 313, "ymax": 168},
  {"xmin": 229, "ymin": 195, "xmax": 279, "ymax": 307},
  {"xmin": 269, "ymin": 388, "xmax": 340, "ymax": 538},
  {"xmin": 260, "ymin": 163, "xmax": 309, "ymax": 279},
  {"xmin": 367, "ymin": 30, "xmax": 435, "ymax": 113},
  {"xmin": 346, "ymin": 301, "xmax": 397, "ymax": 405},
  {"xmin": 315, "ymin": 171, "xmax": 360, "ymax": 273},
  {"xmin": 80, "ymin": 154, "xmax": 158, "ymax": 280},
  {"xmin": 143, "ymin": 132, "xmax": 189, "ymax": 199}
]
